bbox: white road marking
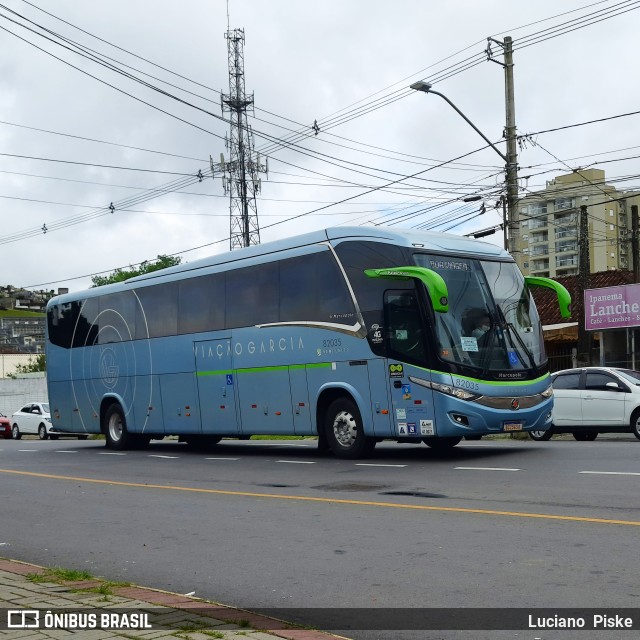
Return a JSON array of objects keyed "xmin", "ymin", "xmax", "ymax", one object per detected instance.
[
  {"xmin": 55, "ymin": 451, "xmax": 78, "ymax": 454},
  {"xmin": 276, "ymin": 460, "xmax": 316, "ymax": 464},
  {"xmin": 205, "ymin": 457, "xmax": 240, "ymax": 461},
  {"xmin": 18, "ymin": 449, "xmax": 38, "ymax": 452},
  {"xmin": 580, "ymin": 471, "xmax": 640, "ymax": 476},
  {"xmin": 455, "ymin": 466, "xmax": 521, "ymax": 471},
  {"xmin": 98, "ymin": 452, "xmax": 126, "ymax": 455},
  {"xmin": 356, "ymin": 463, "xmax": 407, "ymax": 468},
  {"xmin": 149, "ymin": 455, "xmax": 180, "ymax": 459}
]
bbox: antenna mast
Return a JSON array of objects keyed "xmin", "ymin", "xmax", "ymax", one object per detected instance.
[{"xmin": 221, "ymin": 28, "xmax": 267, "ymax": 250}]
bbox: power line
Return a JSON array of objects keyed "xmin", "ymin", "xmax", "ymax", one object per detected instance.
[{"xmin": 0, "ymin": 119, "xmax": 206, "ymax": 162}]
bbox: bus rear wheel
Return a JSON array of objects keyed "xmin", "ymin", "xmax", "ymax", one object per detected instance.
[
  {"xmin": 422, "ymin": 436, "xmax": 462, "ymax": 450},
  {"xmin": 104, "ymin": 404, "xmax": 131, "ymax": 450},
  {"xmin": 324, "ymin": 398, "xmax": 375, "ymax": 459}
]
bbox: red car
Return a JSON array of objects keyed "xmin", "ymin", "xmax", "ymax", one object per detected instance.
[{"xmin": 0, "ymin": 413, "xmax": 11, "ymax": 439}]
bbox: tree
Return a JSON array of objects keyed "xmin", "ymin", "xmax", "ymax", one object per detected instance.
[
  {"xmin": 91, "ymin": 255, "xmax": 182, "ymax": 287},
  {"xmin": 7, "ymin": 353, "xmax": 46, "ymax": 378}
]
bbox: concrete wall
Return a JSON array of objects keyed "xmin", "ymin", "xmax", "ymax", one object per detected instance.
[
  {"xmin": 0, "ymin": 376, "xmax": 48, "ymax": 416},
  {"xmin": 0, "ymin": 354, "xmax": 38, "ymax": 379}
]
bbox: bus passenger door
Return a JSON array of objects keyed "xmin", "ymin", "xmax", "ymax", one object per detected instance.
[{"xmin": 194, "ymin": 339, "xmax": 241, "ymax": 435}]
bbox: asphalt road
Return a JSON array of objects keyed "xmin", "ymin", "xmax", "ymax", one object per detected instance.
[{"xmin": 1, "ymin": 434, "xmax": 639, "ymax": 640}]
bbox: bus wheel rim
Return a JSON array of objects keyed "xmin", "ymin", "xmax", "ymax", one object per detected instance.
[
  {"xmin": 108, "ymin": 413, "xmax": 123, "ymax": 441},
  {"xmin": 333, "ymin": 410, "xmax": 357, "ymax": 447}
]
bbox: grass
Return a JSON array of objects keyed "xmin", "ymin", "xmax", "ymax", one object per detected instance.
[
  {"xmin": 176, "ymin": 621, "xmax": 208, "ymax": 633},
  {"xmin": 27, "ymin": 567, "xmax": 131, "ymax": 594},
  {"xmin": 28, "ymin": 567, "xmax": 94, "ymax": 583},
  {"xmin": 0, "ymin": 309, "xmax": 45, "ymax": 317},
  {"xmin": 84, "ymin": 580, "xmax": 130, "ymax": 595}
]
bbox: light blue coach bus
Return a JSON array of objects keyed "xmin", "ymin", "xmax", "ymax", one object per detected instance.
[{"xmin": 45, "ymin": 226, "xmax": 570, "ymax": 458}]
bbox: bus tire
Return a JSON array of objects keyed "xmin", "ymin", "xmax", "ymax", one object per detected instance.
[
  {"xmin": 104, "ymin": 404, "xmax": 131, "ymax": 450},
  {"xmin": 529, "ymin": 429, "xmax": 552, "ymax": 441},
  {"xmin": 422, "ymin": 436, "xmax": 462, "ymax": 450},
  {"xmin": 324, "ymin": 398, "xmax": 375, "ymax": 459}
]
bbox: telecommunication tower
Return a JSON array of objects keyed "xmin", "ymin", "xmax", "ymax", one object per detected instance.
[{"xmin": 221, "ymin": 28, "xmax": 267, "ymax": 250}]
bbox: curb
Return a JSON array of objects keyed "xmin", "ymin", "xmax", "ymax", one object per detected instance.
[{"xmin": 0, "ymin": 557, "xmax": 349, "ymax": 640}]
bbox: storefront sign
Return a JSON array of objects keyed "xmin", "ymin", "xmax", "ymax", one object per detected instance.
[{"xmin": 584, "ymin": 284, "xmax": 640, "ymax": 330}]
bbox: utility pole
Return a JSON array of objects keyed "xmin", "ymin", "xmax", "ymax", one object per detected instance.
[
  {"xmin": 221, "ymin": 28, "xmax": 267, "ymax": 250},
  {"xmin": 632, "ymin": 204, "xmax": 639, "ymax": 282},
  {"xmin": 578, "ymin": 205, "xmax": 590, "ymax": 364},
  {"xmin": 503, "ymin": 37, "xmax": 519, "ymax": 256},
  {"xmin": 487, "ymin": 36, "xmax": 519, "ymax": 254}
]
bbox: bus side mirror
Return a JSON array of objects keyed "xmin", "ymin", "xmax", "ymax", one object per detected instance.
[
  {"xmin": 524, "ymin": 276, "xmax": 572, "ymax": 319},
  {"xmin": 364, "ymin": 267, "xmax": 449, "ymax": 313}
]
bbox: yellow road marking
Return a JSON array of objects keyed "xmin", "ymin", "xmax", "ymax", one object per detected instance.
[{"xmin": 1, "ymin": 468, "xmax": 639, "ymax": 527}]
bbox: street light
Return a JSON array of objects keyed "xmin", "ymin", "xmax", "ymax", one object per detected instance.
[{"xmin": 409, "ymin": 81, "xmax": 515, "ymax": 251}]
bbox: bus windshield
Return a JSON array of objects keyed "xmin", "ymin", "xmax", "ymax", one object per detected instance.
[{"xmin": 413, "ymin": 254, "xmax": 546, "ymax": 373}]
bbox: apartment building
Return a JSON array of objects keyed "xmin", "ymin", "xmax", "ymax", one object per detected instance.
[{"xmin": 515, "ymin": 169, "xmax": 640, "ymax": 277}]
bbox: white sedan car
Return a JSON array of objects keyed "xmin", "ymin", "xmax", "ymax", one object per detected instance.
[
  {"xmin": 11, "ymin": 402, "xmax": 88, "ymax": 440},
  {"xmin": 529, "ymin": 367, "xmax": 640, "ymax": 441}
]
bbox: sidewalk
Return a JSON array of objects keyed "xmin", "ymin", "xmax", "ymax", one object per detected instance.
[{"xmin": 0, "ymin": 558, "xmax": 347, "ymax": 640}]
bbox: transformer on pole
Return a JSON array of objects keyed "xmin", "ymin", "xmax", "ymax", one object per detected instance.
[{"xmin": 221, "ymin": 28, "xmax": 267, "ymax": 250}]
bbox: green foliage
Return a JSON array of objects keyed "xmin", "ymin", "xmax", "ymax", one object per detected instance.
[
  {"xmin": 0, "ymin": 309, "xmax": 45, "ymax": 317},
  {"xmin": 28, "ymin": 567, "xmax": 94, "ymax": 583},
  {"xmin": 7, "ymin": 353, "xmax": 46, "ymax": 378},
  {"xmin": 90, "ymin": 254, "xmax": 181, "ymax": 287}
]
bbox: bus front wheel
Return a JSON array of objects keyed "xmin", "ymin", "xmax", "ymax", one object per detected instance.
[
  {"xmin": 104, "ymin": 404, "xmax": 131, "ymax": 450},
  {"xmin": 324, "ymin": 398, "xmax": 375, "ymax": 459},
  {"xmin": 529, "ymin": 429, "xmax": 552, "ymax": 441}
]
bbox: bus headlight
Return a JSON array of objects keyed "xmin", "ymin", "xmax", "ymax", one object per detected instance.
[
  {"xmin": 541, "ymin": 385, "xmax": 553, "ymax": 398},
  {"xmin": 410, "ymin": 377, "xmax": 480, "ymax": 401},
  {"xmin": 434, "ymin": 383, "xmax": 480, "ymax": 401}
]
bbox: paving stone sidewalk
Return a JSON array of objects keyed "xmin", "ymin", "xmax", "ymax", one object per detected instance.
[{"xmin": 0, "ymin": 559, "xmax": 347, "ymax": 640}]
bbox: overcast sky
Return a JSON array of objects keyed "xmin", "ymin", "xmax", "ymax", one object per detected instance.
[{"xmin": 1, "ymin": 0, "xmax": 639, "ymax": 293}]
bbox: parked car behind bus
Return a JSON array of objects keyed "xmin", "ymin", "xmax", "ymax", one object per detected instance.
[
  {"xmin": 11, "ymin": 402, "xmax": 88, "ymax": 440},
  {"xmin": 529, "ymin": 367, "xmax": 640, "ymax": 441},
  {"xmin": 0, "ymin": 413, "xmax": 11, "ymax": 439}
]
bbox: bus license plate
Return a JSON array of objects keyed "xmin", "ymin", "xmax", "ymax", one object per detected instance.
[{"xmin": 504, "ymin": 422, "xmax": 523, "ymax": 432}]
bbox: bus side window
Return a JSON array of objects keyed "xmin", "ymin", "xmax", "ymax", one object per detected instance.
[{"xmin": 384, "ymin": 290, "xmax": 425, "ymax": 362}]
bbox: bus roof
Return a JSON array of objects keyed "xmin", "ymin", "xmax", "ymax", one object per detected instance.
[
  {"xmin": 49, "ymin": 226, "xmax": 510, "ymax": 305},
  {"xmin": 128, "ymin": 226, "xmax": 509, "ymax": 282}
]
